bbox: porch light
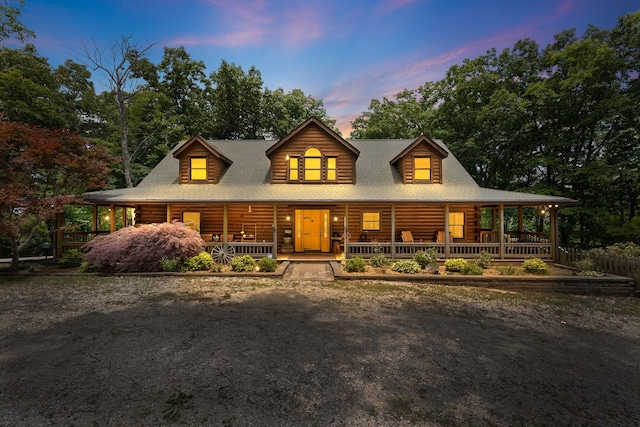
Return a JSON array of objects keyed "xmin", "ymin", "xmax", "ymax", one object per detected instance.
[
  {"xmin": 333, "ymin": 216, "xmax": 338, "ymax": 222},
  {"xmin": 248, "ymin": 205, "xmax": 252, "ymax": 213},
  {"xmin": 285, "ymin": 155, "xmax": 289, "ymax": 160},
  {"xmin": 286, "ymin": 215, "xmax": 291, "ymax": 221}
]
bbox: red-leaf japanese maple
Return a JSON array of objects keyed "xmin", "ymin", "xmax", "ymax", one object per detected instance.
[{"xmin": 0, "ymin": 120, "xmax": 112, "ymax": 271}]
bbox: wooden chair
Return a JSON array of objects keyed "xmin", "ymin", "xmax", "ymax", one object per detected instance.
[
  {"xmin": 436, "ymin": 231, "xmax": 453, "ymax": 243},
  {"xmin": 401, "ymin": 231, "xmax": 414, "ymax": 242}
]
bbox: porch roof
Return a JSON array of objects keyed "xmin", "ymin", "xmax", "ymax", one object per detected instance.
[{"xmin": 84, "ymin": 138, "xmax": 575, "ymax": 206}]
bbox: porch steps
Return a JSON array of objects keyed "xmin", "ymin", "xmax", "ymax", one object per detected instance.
[{"xmin": 283, "ymin": 262, "xmax": 334, "ymax": 282}]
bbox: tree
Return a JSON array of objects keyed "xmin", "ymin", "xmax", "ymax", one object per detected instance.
[
  {"xmin": 0, "ymin": 0, "xmax": 35, "ymax": 43},
  {"xmin": 79, "ymin": 35, "xmax": 156, "ymax": 187},
  {"xmin": 0, "ymin": 120, "xmax": 112, "ymax": 271},
  {"xmin": 261, "ymin": 87, "xmax": 336, "ymax": 138},
  {"xmin": 209, "ymin": 60, "xmax": 263, "ymax": 139}
]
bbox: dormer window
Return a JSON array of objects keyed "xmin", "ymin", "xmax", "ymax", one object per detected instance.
[
  {"xmin": 190, "ymin": 158, "xmax": 207, "ymax": 181},
  {"xmin": 287, "ymin": 147, "xmax": 339, "ymax": 183},
  {"xmin": 414, "ymin": 157, "xmax": 431, "ymax": 181}
]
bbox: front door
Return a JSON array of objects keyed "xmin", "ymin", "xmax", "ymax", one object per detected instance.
[{"xmin": 295, "ymin": 209, "xmax": 330, "ymax": 252}]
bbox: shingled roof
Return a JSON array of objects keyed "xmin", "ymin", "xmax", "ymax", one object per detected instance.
[{"xmin": 84, "ymin": 137, "xmax": 574, "ymax": 206}]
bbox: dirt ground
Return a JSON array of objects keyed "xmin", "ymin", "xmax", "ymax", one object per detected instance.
[{"xmin": 1, "ymin": 275, "xmax": 639, "ymax": 426}]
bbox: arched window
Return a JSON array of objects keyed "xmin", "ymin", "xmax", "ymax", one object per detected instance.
[{"xmin": 304, "ymin": 148, "xmax": 322, "ymax": 181}]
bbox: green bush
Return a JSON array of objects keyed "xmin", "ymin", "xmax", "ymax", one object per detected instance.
[
  {"xmin": 391, "ymin": 260, "xmax": 421, "ymax": 274},
  {"xmin": 498, "ymin": 265, "xmax": 517, "ymax": 276},
  {"xmin": 369, "ymin": 254, "xmax": 392, "ymax": 270},
  {"xmin": 462, "ymin": 263, "xmax": 484, "ymax": 275},
  {"xmin": 413, "ymin": 248, "xmax": 438, "ymax": 269},
  {"xmin": 444, "ymin": 258, "xmax": 467, "ymax": 272},
  {"xmin": 258, "ymin": 257, "xmax": 278, "ymax": 272},
  {"xmin": 58, "ymin": 249, "xmax": 84, "ymax": 269},
  {"xmin": 344, "ymin": 257, "xmax": 367, "ymax": 273},
  {"xmin": 475, "ymin": 250, "xmax": 492, "ymax": 269},
  {"xmin": 162, "ymin": 257, "xmax": 184, "ymax": 272},
  {"xmin": 185, "ymin": 251, "xmax": 214, "ymax": 271},
  {"xmin": 78, "ymin": 262, "xmax": 98, "ymax": 273},
  {"xmin": 523, "ymin": 258, "xmax": 549, "ymax": 274},
  {"xmin": 231, "ymin": 255, "xmax": 256, "ymax": 272}
]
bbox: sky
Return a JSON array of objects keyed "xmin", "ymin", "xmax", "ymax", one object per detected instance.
[{"xmin": 15, "ymin": 0, "xmax": 640, "ymax": 136}]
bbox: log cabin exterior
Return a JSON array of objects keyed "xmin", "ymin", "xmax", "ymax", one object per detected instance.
[{"xmin": 67, "ymin": 117, "xmax": 575, "ymax": 261}]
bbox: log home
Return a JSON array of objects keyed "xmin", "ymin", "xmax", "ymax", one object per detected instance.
[{"xmin": 65, "ymin": 117, "xmax": 575, "ymax": 261}]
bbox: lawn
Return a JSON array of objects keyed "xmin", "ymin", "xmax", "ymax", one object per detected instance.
[{"xmin": 1, "ymin": 275, "xmax": 639, "ymax": 426}]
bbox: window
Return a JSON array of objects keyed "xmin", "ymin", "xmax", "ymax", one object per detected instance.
[
  {"xmin": 327, "ymin": 157, "xmax": 337, "ymax": 181},
  {"xmin": 414, "ymin": 157, "xmax": 431, "ymax": 181},
  {"xmin": 449, "ymin": 212, "xmax": 464, "ymax": 238},
  {"xmin": 304, "ymin": 148, "xmax": 322, "ymax": 181},
  {"xmin": 362, "ymin": 212, "xmax": 381, "ymax": 231},
  {"xmin": 289, "ymin": 157, "xmax": 299, "ymax": 181},
  {"xmin": 190, "ymin": 158, "xmax": 207, "ymax": 181},
  {"xmin": 183, "ymin": 212, "xmax": 201, "ymax": 232}
]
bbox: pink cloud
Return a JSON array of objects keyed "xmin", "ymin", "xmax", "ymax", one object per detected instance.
[
  {"xmin": 168, "ymin": 1, "xmax": 328, "ymax": 49},
  {"xmin": 376, "ymin": 0, "xmax": 423, "ymax": 14}
]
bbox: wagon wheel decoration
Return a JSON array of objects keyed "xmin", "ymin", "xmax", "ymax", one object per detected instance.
[{"xmin": 210, "ymin": 244, "xmax": 235, "ymax": 265}]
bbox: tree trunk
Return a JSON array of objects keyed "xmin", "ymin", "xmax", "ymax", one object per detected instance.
[
  {"xmin": 117, "ymin": 90, "xmax": 133, "ymax": 188},
  {"xmin": 10, "ymin": 237, "xmax": 19, "ymax": 273}
]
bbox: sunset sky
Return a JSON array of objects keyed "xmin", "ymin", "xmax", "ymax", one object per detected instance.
[{"xmin": 17, "ymin": 0, "xmax": 639, "ymax": 135}]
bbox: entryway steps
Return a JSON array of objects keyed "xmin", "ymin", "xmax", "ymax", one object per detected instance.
[{"xmin": 283, "ymin": 262, "xmax": 334, "ymax": 281}]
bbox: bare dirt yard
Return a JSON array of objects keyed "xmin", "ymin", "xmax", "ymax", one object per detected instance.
[{"xmin": 1, "ymin": 275, "xmax": 639, "ymax": 426}]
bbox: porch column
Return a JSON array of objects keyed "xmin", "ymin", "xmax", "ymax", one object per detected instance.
[
  {"xmin": 391, "ymin": 204, "xmax": 396, "ymax": 260},
  {"xmin": 109, "ymin": 204, "xmax": 116, "ymax": 233},
  {"xmin": 166, "ymin": 205, "xmax": 172, "ymax": 223},
  {"xmin": 344, "ymin": 204, "xmax": 349, "ymax": 259},
  {"xmin": 444, "ymin": 204, "xmax": 450, "ymax": 258},
  {"xmin": 121, "ymin": 207, "xmax": 126, "ymax": 229},
  {"xmin": 92, "ymin": 205, "xmax": 98, "ymax": 233},
  {"xmin": 272, "ymin": 204, "xmax": 278, "ymax": 258},
  {"xmin": 550, "ymin": 206, "xmax": 558, "ymax": 260},
  {"xmin": 223, "ymin": 205, "xmax": 228, "ymax": 244},
  {"xmin": 498, "ymin": 204, "xmax": 505, "ymax": 259},
  {"xmin": 518, "ymin": 206, "xmax": 523, "ymax": 234}
]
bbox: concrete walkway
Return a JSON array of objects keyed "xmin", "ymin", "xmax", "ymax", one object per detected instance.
[{"xmin": 283, "ymin": 262, "xmax": 334, "ymax": 281}]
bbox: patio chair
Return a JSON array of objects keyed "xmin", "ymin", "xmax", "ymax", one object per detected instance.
[{"xmin": 401, "ymin": 231, "xmax": 414, "ymax": 242}]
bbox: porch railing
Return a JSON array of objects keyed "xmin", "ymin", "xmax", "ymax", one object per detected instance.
[{"xmin": 346, "ymin": 241, "xmax": 552, "ymax": 259}]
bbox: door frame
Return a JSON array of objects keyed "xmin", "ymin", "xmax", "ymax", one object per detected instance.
[{"xmin": 294, "ymin": 209, "xmax": 331, "ymax": 252}]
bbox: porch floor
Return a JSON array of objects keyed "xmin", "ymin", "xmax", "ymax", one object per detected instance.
[{"xmin": 278, "ymin": 252, "xmax": 341, "ymax": 261}]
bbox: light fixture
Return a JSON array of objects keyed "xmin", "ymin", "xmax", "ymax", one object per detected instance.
[
  {"xmin": 248, "ymin": 205, "xmax": 252, "ymax": 213},
  {"xmin": 286, "ymin": 215, "xmax": 291, "ymax": 221},
  {"xmin": 333, "ymin": 216, "xmax": 338, "ymax": 222},
  {"xmin": 285, "ymin": 155, "xmax": 289, "ymax": 161}
]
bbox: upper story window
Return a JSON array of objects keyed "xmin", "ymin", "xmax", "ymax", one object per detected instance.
[
  {"xmin": 287, "ymin": 147, "xmax": 337, "ymax": 183},
  {"xmin": 190, "ymin": 158, "xmax": 207, "ymax": 180},
  {"xmin": 304, "ymin": 148, "xmax": 322, "ymax": 181},
  {"xmin": 414, "ymin": 157, "xmax": 431, "ymax": 181}
]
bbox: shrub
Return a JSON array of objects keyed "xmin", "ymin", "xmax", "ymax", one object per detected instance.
[
  {"xmin": 231, "ymin": 255, "xmax": 256, "ymax": 272},
  {"xmin": 344, "ymin": 257, "xmax": 367, "ymax": 273},
  {"xmin": 413, "ymin": 248, "xmax": 438, "ymax": 269},
  {"xmin": 83, "ymin": 221, "xmax": 204, "ymax": 273},
  {"xmin": 58, "ymin": 249, "xmax": 84, "ymax": 269},
  {"xmin": 162, "ymin": 257, "xmax": 184, "ymax": 272},
  {"xmin": 498, "ymin": 265, "xmax": 517, "ymax": 276},
  {"xmin": 462, "ymin": 263, "xmax": 484, "ymax": 275},
  {"xmin": 475, "ymin": 250, "xmax": 492, "ymax": 269},
  {"xmin": 444, "ymin": 258, "xmax": 467, "ymax": 272},
  {"xmin": 185, "ymin": 252, "xmax": 214, "ymax": 271},
  {"xmin": 523, "ymin": 258, "xmax": 549, "ymax": 274},
  {"xmin": 78, "ymin": 262, "xmax": 98, "ymax": 273},
  {"xmin": 369, "ymin": 254, "xmax": 392, "ymax": 270},
  {"xmin": 391, "ymin": 260, "xmax": 421, "ymax": 274},
  {"xmin": 258, "ymin": 257, "xmax": 278, "ymax": 272}
]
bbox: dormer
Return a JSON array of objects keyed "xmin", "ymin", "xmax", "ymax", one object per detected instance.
[
  {"xmin": 390, "ymin": 135, "xmax": 449, "ymax": 184},
  {"xmin": 173, "ymin": 135, "xmax": 232, "ymax": 184},
  {"xmin": 265, "ymin": 117, "xmax": 360, "ymax": 184}
]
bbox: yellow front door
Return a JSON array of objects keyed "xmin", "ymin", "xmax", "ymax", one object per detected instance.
[{"xmin": 295, "ymin": 209, "xmax": 331, "ymax": 252}]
